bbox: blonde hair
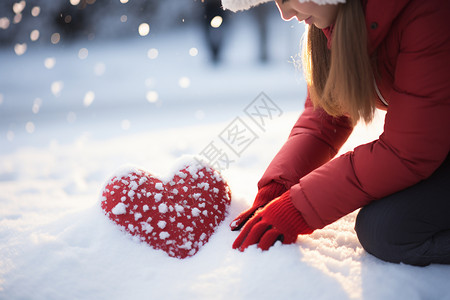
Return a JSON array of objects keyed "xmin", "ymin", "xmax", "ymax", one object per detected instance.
[{"xmin": 302, "ymin": 0, "xmax": 376, "ymax": 123}]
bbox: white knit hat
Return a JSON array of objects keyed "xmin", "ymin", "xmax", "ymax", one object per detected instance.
[{"xmin": 222, "ymin": 0, "xmax": 346, "ymax": 12}]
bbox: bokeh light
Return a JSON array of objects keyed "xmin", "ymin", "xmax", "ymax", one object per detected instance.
[
  {"xmin": 178, "ymin": 77, "xmax": 191, "ymax": 88},
  {"xmin": 44, "ymin": 57, "xmax": 56, "ymax": 69},
  {"xmin": 189, "ymin": 48, "xmax": 199, "ymax": 57},
  {"xmin": 94, "ymin": 62, "xmax": 106, "ymax": 76},
  {"xmin": 138, "ymin": 23, "xmax": 150, "ymax": 36},
  {"xmin": 13, "ymin": 1, "xmax": 26, "ymax": 14},
  {"xmin": 13, "ymin": 14, "xmax": 22, "ymax": 24},
  {"xmin": 147, "ymin": 48, "xmax": 159, "ymax": 59},
  {"xmin": 14, "ymin": 43, "xmax": 27, "ymax": 56},
  {"xmin": 30, "ymin": 29, "xmax": 40, "ymax": 41},
  {"xmin": 31, "ymin": 6, "xmax": 41, "ymax": 17},
  {"xmin": 146, "ymin": 91, "xmax": 159, "ymax": 103},
  {"xmin": 25, "ymin": 122, "xmax": 35, "ymax": 134},
  {"xmin": 210, "ymin": 16, "xmax": 223, "ymax": 28},
  {"xmin": 83, "ymin": 91, "xmax": 95, "ymax": 107},
  {"xmin": 51, "ymin": 81, "xmax": 64, "ymax": 97},
  {"xmin": 0, "ymin": 18, "xmax": 10, "ymax": 29},
  {"xmin": 78, "ymin": 48, "xmax": 89, "ymax": 60},
  {"xmin": 51, "ymin": 33, "xmax": 61, "ymax": 44},
  {"xmin": 32, "ymin": 98, "xmax": 42, "ymax": 114}
]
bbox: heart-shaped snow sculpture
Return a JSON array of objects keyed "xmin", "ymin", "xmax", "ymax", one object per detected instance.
[{"xmin": 100, "ymin": 160, "xmax": 231, "ymax": 259}]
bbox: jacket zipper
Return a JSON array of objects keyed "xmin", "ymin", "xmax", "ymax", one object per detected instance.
[{"xmin": 374, "ymin": 79, "xmax": 388, "ymax": 106}]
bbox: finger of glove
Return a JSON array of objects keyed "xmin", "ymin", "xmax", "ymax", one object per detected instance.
[
  {"xmin": 230, "ymin": 207, "xmax": 258, "ymax": 231},
  {"xmin": 237, "ymin": 221, "xmax": 273, "ymax": 251},
  {"xmin": 258, "ymin": 228, "xmax": 283, "ymax": 251},
  {"xmin": 232, "ymin": 215, "xmax": 261, "ymax": 250},
  {"xmin": 281, "ymin": 232, "xmax": 298, "ymax": 245}
]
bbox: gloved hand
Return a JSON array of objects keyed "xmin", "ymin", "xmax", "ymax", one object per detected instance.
[
  {"xmin": 232, "ymin": 190, "xmax": 314, "ymax": 251},
  {"xmin": 230, "ymin": 181, "xmax": 287, "ymax": 231}
]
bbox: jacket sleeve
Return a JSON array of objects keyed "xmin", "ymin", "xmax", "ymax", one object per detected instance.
[
  {"xmin": 258, "ymin": 90, "xmax": 354, "ymax": 190},
  {"xmin": 291, "ymin": 5, "xmax": 450, "ymax": 229}
]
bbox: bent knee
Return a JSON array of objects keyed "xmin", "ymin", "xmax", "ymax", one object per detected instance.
[
  {"xmin": 355, "ymin": 206, "xmax": 409, "ymax": 263},
  {"xmin": 355, "ymin": 207, "xmax": 430, "ymax": 266}
]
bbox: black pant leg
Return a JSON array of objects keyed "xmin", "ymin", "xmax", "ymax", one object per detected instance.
[{"xmin": 355, "ymin": 155, "xmax": 450, "ymax": 266}]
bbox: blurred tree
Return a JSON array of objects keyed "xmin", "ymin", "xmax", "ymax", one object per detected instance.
[
  {"xmin": 54, "ymin": 1, "xmax": 89, "ymax": 41},
  {"xmin": 254, "ymin": 4, "xmax": 269, "ymax": 63},
  {"xmin": 200, "ymin": 0, "xmax": 229, "ymax": 64},
  {"xmin": 0, "ymin": 0, "xmax": 197, "ymax": 47}
]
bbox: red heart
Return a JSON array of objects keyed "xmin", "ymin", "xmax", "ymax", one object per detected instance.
[{"xmin": 100, "ymin": 161, "xmax": 231, "ymax": 259}]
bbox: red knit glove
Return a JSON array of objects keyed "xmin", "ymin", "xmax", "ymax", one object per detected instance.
[
  {"xmin": 230, "ymin": 181, "xmax": 287, "ymax": 231},
  {"xmin": 232, "ymin": 190, "xmax": 314, "ymax": 251}
]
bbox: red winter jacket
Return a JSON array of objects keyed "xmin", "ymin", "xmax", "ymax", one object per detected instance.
[{"xmin": 259, "ymin": 0, "xmax": 450, "ymax": 229}]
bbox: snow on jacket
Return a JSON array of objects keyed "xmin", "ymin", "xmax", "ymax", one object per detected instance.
[{"xmin": 258, "ymin": 0, "xmax": 450, "ymax": 229}]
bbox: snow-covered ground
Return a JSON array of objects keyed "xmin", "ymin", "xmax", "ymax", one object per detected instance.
[{"xmin": 1, "ymin": 9, "xmax": 450, "ymax": 300}]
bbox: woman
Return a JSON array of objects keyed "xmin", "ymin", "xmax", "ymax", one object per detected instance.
[{"xmin": 222, "ymin": 0, "xmax": 450, "ymax": 266}]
